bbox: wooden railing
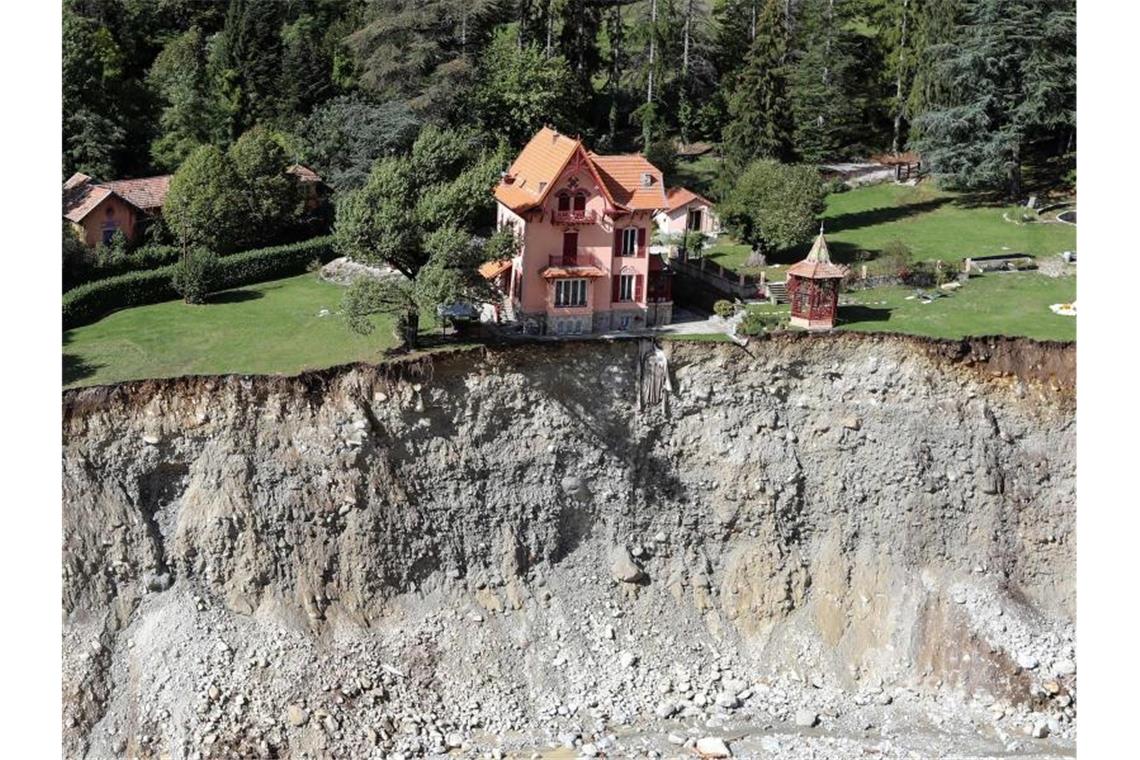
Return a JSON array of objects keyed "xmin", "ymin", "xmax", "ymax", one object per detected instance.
[
  {"xmin": 552, "ymin": 209, "xmax": 597, "ymax": 225},
  {"xmin": 547, "ymin": 252, "xmax": 605, "ymax": 269}
]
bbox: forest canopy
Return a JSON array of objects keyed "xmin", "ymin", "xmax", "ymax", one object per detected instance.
[{"xmin": 63, "ymin": 0, "xmax": 1075, "ymax": 199}]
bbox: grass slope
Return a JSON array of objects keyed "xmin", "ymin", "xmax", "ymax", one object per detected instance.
[
  {"xmin": 64, "ymin": 274, "xmax": 397, "ymax": 388},
  {"xmin": 707, "ymin": 183, "xmax": 1076, "ymax": 274},
  {"xmin": 747, "ymin": 272, "xmax": 1076, "ymax": 342}
]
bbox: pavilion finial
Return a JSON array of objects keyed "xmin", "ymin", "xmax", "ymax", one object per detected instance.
[{"xmin": 820, "ymin": 221, "xmax": 825, "ymax": 235}]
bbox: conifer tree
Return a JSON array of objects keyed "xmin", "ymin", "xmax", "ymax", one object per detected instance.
[
  {"xmin": 910, "ymin": 0, "xmax": 1074, "ymax": 197},
  {"xmin": 722, "ymin": 0, "xmax": 795, "ymax": 170}
]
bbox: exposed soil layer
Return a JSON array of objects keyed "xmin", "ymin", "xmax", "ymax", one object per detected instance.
[{"xmin": 62, "ymin": 335, "xmax": 1075, "ymax": 759}]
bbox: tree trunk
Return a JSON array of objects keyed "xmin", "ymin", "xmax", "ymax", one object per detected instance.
[
  {"xmin": 1007, "ymin": 140, "xmax": 1023, "ymax": 201},
  {"xmin": 891, "ymin": 0, "xmax": 910, "ymax": 155},
  {"xmin": 647, "ymin": 0, "xmax": 658, "ymax": 107},
  {"xmin": 401, "ymin": 309, "xmax": 420, "ymax": 349},
  {"xmin": 608, "ymin": 4, "xmax": 623, "ymax": 143},
  {"xmin": 545, "ymin": 1, "xmax": 554, "ymax": 57}
]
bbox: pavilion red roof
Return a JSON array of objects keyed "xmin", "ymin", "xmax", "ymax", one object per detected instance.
[{"xmin": 787, "ymin": 230, "xmax": 849, "ymax": 279}]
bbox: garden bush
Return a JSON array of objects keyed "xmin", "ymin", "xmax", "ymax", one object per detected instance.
[
  {"xmin": 172, "ymin": 248, "xmax": 219, "ymax": 304},
  {"xmin": 63, "ymin": 236, "xmax": 336, "ymax": 327},
  {"xmin": 713, "ymin": 300, "xmax": 737, "ymax": 318}
]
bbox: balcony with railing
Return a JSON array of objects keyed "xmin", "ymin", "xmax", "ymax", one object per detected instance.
[
  {"xmin": 541, "ymin": 251, "xmax": 607, "ymax": 278},
  {"xmin": 552, "ymin": 209, "xmax": 597, "ymax": 225}
]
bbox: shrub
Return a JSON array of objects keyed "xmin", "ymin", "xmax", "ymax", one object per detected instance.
[
  {"xmin": 172, "ymin": 248, "xmax": 219, "ymax": 304},
  {"xmin": 880, "ymin": 240, "xmax": 913, "ymax": 277},
  {"xmin": 713, "ymin": 300, "xmax": 737, "ymax": 318},
  {"xmin": 738, "ymin": 310, "xmax": 781, "ymax": 336},
  {"xmin": 63, "ymin": 236, "xmax": 337, "ymax": 327}
]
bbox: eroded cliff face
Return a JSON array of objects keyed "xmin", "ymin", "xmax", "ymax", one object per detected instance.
[{"xmin": 61, "ymin": 335, "xmax": 1076, "ymax": 759}]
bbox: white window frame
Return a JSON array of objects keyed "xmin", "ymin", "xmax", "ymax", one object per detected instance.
[
  {"xmin": 554, "ymin": 279, "xmax": 588, "ymax": 308},
  {"xmin": 621, "ymin": 227, "xmax": 638, "ymax": 256},
  {"xmin": 617, "ymin": 273, "xmax": 635, "ymax": 302}
]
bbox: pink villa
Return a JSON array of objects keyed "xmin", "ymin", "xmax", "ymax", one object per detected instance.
[{"xmin": 484, "ymin": 127, "xmax": 674, "ymax": 335}]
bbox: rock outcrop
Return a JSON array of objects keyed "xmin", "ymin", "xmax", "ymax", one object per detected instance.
[{"xmin": 61, "ymin": 334, "xmax": 1076, "ymax": 759}]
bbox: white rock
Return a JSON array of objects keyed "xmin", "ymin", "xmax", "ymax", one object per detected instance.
[
  {"xmin": 794, "ymin": 710, "xmax": 819, "ymax": 728},
  {"xmin": 1017, "ymin": 653, "xmax": 1040, "ymax": 670},
  {"xmin": 286, "ymin": 705, "xmax": 308, "ymax": 727},
  {"xmin": 654, "ymin": 701, "xmax": 678, "ymax": 719},
  {"xmin": 714, "ymin": 692, "xmax": 739, "ymax": 709},
  {"xmin": 610, "ymin": 548, "xmax": 645, "ymax": 584},
  {"xmin": 619, "ymin": 651, "xmax": 638, "ymax": 668},
  {"xmin": 695, "ymin": 736, "xmax": 732, "ymax": 757},
  {"xmin": 1053, "ymin": 659, "xmax": 1076, "ymax": 676}
]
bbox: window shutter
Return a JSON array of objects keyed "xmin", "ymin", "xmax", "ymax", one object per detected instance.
[
  {"xmin": 613, "ymin": 227, "xmax": 622, "ymax": 256},
  {"xmin": 635, "ymin": 274, "xmax": 644, "ymax": 302},
  {"xmin": 612, "ymin": 273, "xmax": 622, "ymax": 302},
  {"xmin": 637, "ymin": 227, "xmax": 647, "ymax": 257}
]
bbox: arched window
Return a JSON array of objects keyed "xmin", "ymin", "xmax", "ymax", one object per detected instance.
[
  {"xmin": 557, "ymin": 192, "xmax": 571, "ymax": 212},
  {"xmin": 573, "ymin": 192, "xmax": 587, "ymax": 211}
]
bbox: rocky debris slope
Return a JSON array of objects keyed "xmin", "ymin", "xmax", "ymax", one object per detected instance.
[{"xmin": 61, "ymin": 334, "xmax": 1075, "ymax": 759}]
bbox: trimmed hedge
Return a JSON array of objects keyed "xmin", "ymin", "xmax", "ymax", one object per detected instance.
[{"xmin": 63, "ymin": 236, "xmax": 337, "ymax": 328}]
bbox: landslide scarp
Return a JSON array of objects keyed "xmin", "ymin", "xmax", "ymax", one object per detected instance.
[{"xmin": 62, "ymin": 334, "xmax": 1076, "ymax": 759}]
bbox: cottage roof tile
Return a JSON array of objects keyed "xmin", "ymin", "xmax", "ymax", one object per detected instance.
[
  {"xmin": 101, "ymin": 175, "xmax": 171, "ymax": 211},
  {"xmin": 63, "ymin": 183, "xmax": 113, "ymax": 223}
]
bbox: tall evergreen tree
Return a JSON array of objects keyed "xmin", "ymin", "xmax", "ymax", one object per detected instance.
[
  {"xmin": 910, "ymin": 0, "xmax": 1074, "ymax": 197},
  {"xmin": 788, "ymin": 0, "xmax": 883, "ymax": 162},
  {"xmin": 147, "ymin": 26, "xmax": 227, "ymax": 171},
  {"xmin": 722, "ymin": 0, "xmax": 795, "ymax": 169},
  {"xmin": 216, "ymin": 0, "xmax": 287, "ymax": 135}
]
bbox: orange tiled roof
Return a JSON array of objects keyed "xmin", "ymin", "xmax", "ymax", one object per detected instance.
[
  {"xmin": 494, "ymin": 127, "xmax": 668, "ymax": 214},
  {"xmin": 478, "ymin": 258, "xmax": 512, "ymax": 279},
  {"xmin": 63, "ymin": 183, "xmax": 112, "ymax": 223},
  {"xmin": 494, "ymin": 127, "xmax": 582, "ymax": 212},
  {"xmin": 64, "ymin": 172, "xmax": 92, "ymax": 190},
  {"xmin": 588, "ymin": 153, "xmax": 667, "ymax": 210},
  {"xmin": 101, "ymin": 175, "xmax": 171, "ymax": 211},
  {"xmin": 287, "ymin": 163, "xmax": 322, "ymax": 183},
  {"xmin": 541, "ymin": 266, "xmax": 605, "ymax": 279},
  {"xmin": 665, "ymin": 186, "xmax": 713, "ymax": 212}
]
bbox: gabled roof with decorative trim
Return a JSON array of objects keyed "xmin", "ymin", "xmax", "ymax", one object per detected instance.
[{"xmin": 494, "ymin": 127, "xmax": 667, "ymax": 214}]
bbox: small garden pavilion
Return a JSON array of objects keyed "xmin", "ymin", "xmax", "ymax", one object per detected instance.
[{"xmin": 787, "ymin": 226, "xmax": 849, "ymax": 330}]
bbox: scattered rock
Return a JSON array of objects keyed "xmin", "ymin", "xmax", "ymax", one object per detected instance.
[
  {"xmin": 794, "ymin": 709, "xmax": 819, "ymax": 728},
  {"xmin": 695, "ymin": 736, "xmax": 732, "ymax": 757},
  {"xmin": 1017, "ymin": 653, "xmax": 1040, "ymax": 670},
  {"xmin": 610, "ymin": 547, "xmax": 646, "ymax": 584},
  {"xmin": 286, "ymin": 705, "xmax": 308, "ymax": 727}
]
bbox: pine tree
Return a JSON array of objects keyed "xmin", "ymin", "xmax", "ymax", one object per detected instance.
[
  {"xmin": 910, "ymin": 0, "xmax": 1074, "ymax": 197},
  {"xmin": 722, "ymin": 0, "xmax": 795, "ymax": 170},
  {"xmin": 788, "ymin": 0, "xmax": 879, "ymax": 162},
  {"xmin": 147, "ymin": 27, "xmax": 227, "ymax": 171}
]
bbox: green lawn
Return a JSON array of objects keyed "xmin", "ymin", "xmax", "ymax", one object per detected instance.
[
  {"xmin": 63, "ymin": 274, "xmax": 399, "ymax": 388},
  {"xmin": 706, "ymin": 182, "xmax": 1076, "ymax": 275},
  {"xmin": 747, "ymin": 272, "xmax": 1076, "ymax": 342}
]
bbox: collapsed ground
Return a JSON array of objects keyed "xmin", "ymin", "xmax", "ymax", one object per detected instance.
[{"xmin": 62, "ymin": 335, "xmax": 1075, "ymax": 759}]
